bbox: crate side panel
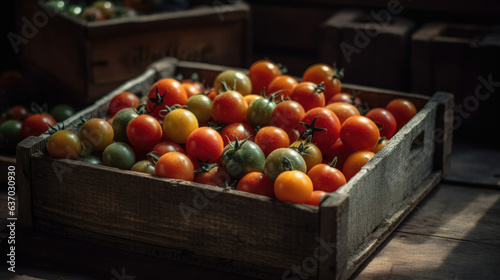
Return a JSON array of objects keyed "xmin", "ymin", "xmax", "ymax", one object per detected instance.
[
  {"xmin": 30, "ymin": 155, "xmax": 319, "ymax": 273},
  {"xmin": 338, "ymin": 101, "xmax": 438, "ymax": 254}
]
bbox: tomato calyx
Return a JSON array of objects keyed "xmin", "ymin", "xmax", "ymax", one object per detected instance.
[
  {"xmin": 206, "ymin": 120, "xmax": 227, "ymax": 132},
  {"xmin": 158, "ymin": 104, "xmax": 187, "ymax": 119},
  {"xmin": 299, "ymin": 116, "xmax": 326, "ymax": 140},
  {"xmin": 218, "ymin": 80, "xmax": 237, "ymax": 94},
  {"xmin": 289, "ymin": 140, "xmax": 314, "ymax": 157},
  {"xmin": 45, "ymin": 123, "xmax": 66, "ymax": 135},
  {"xmin": 194, "ymin": 159, "xmax": 218, "ymax": 174},
  {"xmin": 281, "ymin": 156, "xmax": 298, "ymax": 172},
  {"xmin": 314, "ymin": 82, "xmax": 326, "ymax": 95},
  {"xmin": 327, "ymin": 157, "xmax": 338, "ymax": 168},
  {"xmin": 30, "ymin": 102, "xmax": 49, "ymax": 114},
  {"xmin": 377, "ymin": 136, "xmax": 387, "ymax": 145},
  {"xmin": 146, "ymin": 152, "xmax": 160, "ymax": 165},
  {"xmin": 333, "ymin": 64, "xmax": 344, "ymax": 80},
  {"xmin": 148, "ymin": 84, "xmax": 168, "ymax": 111},
  {"xmin": 226, "ymin": 134, "xmax": 250, "ymax": 151}
]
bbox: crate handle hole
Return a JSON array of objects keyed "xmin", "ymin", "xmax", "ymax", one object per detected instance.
[{"xmin": 410, "ymin": 131, "xmax": 425, "ymax": 153}]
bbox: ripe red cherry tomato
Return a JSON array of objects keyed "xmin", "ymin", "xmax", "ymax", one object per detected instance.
[
  {"xmin": 325, "ymin": 102, "xmax": 360, "ymax": 125},
  {"xmin": 220, "ymin": 122, "xmax": 256, "ymax": 146},
  {"xmin": 237, "ymin": 172, "xmax": 274, "ymax": 197},
  {"xmin": 194, "ymin": 164, "xmax": 232, "ymax": 188},
  {"xmin": 270, "ymin": 100, "xmax": 305, "ymax": 131},
  {"xmin": 307, "ymin": 160, "xmax": 346, "ymax": 193},
  {"xmin": 304, "ymin": 190, "xmax": 327, "ymax": 206},
  {"xmin": 186, "ymin": 127, "xmax": 224, "ymax": 163},
  {"xmin": 343, "ymin": 151, "xmax": 375, "ymax": 181},
  {"xmin": 151, "ymin": 141, "xmax": 186, "ymax": 156},
  {"xmin": 255, "ymin": 126, "xmax": 290, "ymax": 157},
  {"xmin": 211, "ymin": 90, "xmax": 248, "ymax": 124},
  {"xmin": 21, "ymin": 113, "xmax": 56, "ymax": 138},
  {"xmin": 289, "ymin": 81, "xmax": 326, "ymax": 112},
  {"xmin": 339, "ymin": 116, "xmax": 380, "ymax": 151},
  {"xmin": 302, "ymin": 64, "xmax": 343, "ymax": 101},
  {"xmin": 385, "ymin": 98, "xmax": 417, "ymax": 130},
  {"xmin": 109, "ymin": 91, "xmax": 139, "ymax": 117},
  {"xmin": 126, "ymin": 114, "xmax": 163, "ymax": 150},
  {"xmin": 322, "ymin": 138, "xmax": 354, "ymax": 171},
  {"xmin": 147, "ymin": 78, "xmax": 188, "ymax": 120},
  {"xmin": 298, "ymin": 108, "xmax": 341, "ymax": 153},
  {"xmin": 365, "ymin": 108, "xmax": 397, "ymax": 139},
  {"xmin": 248, "ymin": 60, "xmax": 281, "ymax": 94},
  {"xmin": 267, "ymin": 75, "xmax": 298, "ymax": 99},
  {"xmin": 155, "ymin": 151, "xmax": 195, "ymax": 181}
]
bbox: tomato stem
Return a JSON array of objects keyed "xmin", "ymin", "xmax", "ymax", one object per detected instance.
[
  {"xmin": 314, "ymin": 81, "xmax": 326, "ymax": 95},
  {"xmin": 327, "ymin": 157, "xmax": 338, "ymax": 168},
  {"xmin": 299, "ymin": 116, "xmax": 326, "ymax": 140},
  {"xmin": 194, "ymin": 159, "xmax": 218, "ymax": 174},
  {"xmin": 146, "ymin": 152, "xmax": 160, "ymax": 165}
]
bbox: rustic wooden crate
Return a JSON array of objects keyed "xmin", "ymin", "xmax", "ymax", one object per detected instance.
[
  {"xmin": 17, "ymin": 58, "xmax": 453, "ymax": 280},
  {"xmin": 319, "ymin": 9, "xmax": 415, "ymax": 91},
  {"xmin": 411, "ymin": 22, "xmax": 500, "ymax": 145},
  {"xmin": 18, "ymin": 0, "xmax": 251, "ymax": 106}
]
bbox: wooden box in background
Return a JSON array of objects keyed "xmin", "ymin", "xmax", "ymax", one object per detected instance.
[
  {"xmin": 17, "ymin": 58, "xmax": 452, "ymax": 280},
  {"xmin": 18, "ymin": 0, "xmax": 251, "ymax": 106},
  {"xmin": 320, "ymin": 9, "xmax": 415, "ymax": 91},
  {"xmin": 411, "ymin": 23, "xmax": 500, "ymax": 145}
]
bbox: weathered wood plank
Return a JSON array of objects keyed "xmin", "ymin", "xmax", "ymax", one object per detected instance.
[
  {"xmin": 398, "ymin": 183, "xmax": 500, "ymax": 246},
  {"xmin": 355, "ymin": 231, "xmax": 500, "ymax": 280}
]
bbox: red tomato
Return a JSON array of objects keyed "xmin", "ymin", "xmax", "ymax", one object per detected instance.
[
  {"xmin": 270, "ymin": 100, "xmax": 305, "ymax": 131},
  {"xmin": 307, "ymin": 161, "xmax": 346, "ymax": 192},
  {"xmin": 151, "ymin": 141, "xmax": 186, "ymax": 156},
  {"xmin": 220, "ymin": 122, "xmax": 256, "ymax": 146},
  {"xmin": 289, "ymin": 81, "xmax": 326, "ymax": 112},
  {"xmin": 302, "ymin": 64, "xmax": 343, "ymax": 101},
  {"xmin": 365, "ymin": 108, "xmax": 397, "ymax": 139},
  {"xmin": 339, "ymin": 116, "xmax": 380, "ymax": 151},
  {"xmin": 21, "ymin": 113, "xmax": 56, "ymax": 138},
  {"xmin": 248, "ymin": 60, "xmax": 281, "ymax": 94},
  {"xmin": 343, "ymin": 151, "xmax": 375, "ymax": 181},
  {"xmin": 254, "ymin": 126, "xmax": 290, "ymax": 157},
  {"xmin": 194, "ymin": 164, "xmax": 232, "ymax": 188},
  {"xmin": 304, "ymin": 190, "xmax": 327, "ymax": 206},
  {"xmin": 147, "ymin": 78, "xmax": 188, "ymax": 119},
  {"xmin": 385, "ymin": 98, "xmax": 417, "ymax": 130},
  {"xmin": 211, "ymin": 90, "xmax": 248, "ymax": 124},
  {"xmin": 237, "ymin": 172, "xmax": 274, "ymax": 197},
  {"xmin": 327, "ymin": 92, "xmax": 360, "ymax": 105},
  {"xmin": 109, "ymin": 92, "xmax": 139, "ymax": 117},
  {"xmin": 325, "ymin": 102, "xmax": 361, "ymax": 125},
  {"xmin": 322, "ymin": 139, "xmax": 354, "ymax": 171},
  {"xmin": 155, "ymin": 152, "xmax": 195, "ymax": 181},
  {"xmin": 126, "ymin": 114, "xmax": 163, "ymax": 150},
  {"xmin": 186, "ymin": 127, "xmax": 224, "ymax": 163},
  {"xmin": 6, "ymin": 105, "xmax": 30, "ymax": 121},
  {"xmin": 182, "ymin": 82, "xmax": 202, "ymax": 98},
  {"xmin": 267, "ymin": 75, "xmax": 298, "ymax": 99},
  {"xmin": 298, "ymin": 108, "xmax": 341, "ymax": 153},
  {"xmin": 274, "ymin": 170, "xmax": 313, "ymax": 204}
]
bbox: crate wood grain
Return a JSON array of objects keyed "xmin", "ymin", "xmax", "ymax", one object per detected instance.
[
  {"xmin": 410, "ymin": 22, "xmax": 500, "ymax": 146},
  {"xmin": 319, "ymin": 9, "xmax": 415, "ymax": 91},
  {"xmin": 17, "ymin": 58, "xmax": 453, "ymax": 280},
  {"xmin": 18, "ymin": 0, "xmax": 251, "ymax": 106}
]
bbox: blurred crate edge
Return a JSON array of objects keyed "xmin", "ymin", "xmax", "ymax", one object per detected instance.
[
  {"xmin": 17, "ymin": 0, "xmax": 252, "ymax": 106},
  {"xmin": 319, "ymin": 8, "xmax": 416, "ymax": 92}
]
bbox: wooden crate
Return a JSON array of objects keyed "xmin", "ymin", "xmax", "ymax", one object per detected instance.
[
  {"xmin": 18, "ymin": 0, "xmax": 251, "ymax": 106},
  {"xmin": 411, "ymin": 22, "xmax": 500, "ymax": 145},
  {"xmin": 17, "ymin": 58, "xmax": 453, "ymax": 280},
  {"xmin": 319, "ymin": 9, "xmax": 415, "ymax": 91}
]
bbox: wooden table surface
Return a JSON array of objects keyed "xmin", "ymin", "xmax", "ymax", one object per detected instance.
[{"xmin": 1, "ymin": 142, "xmax": 499, "ymax": 280}]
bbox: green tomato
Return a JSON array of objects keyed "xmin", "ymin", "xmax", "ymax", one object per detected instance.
[
  {"xmin": 78, "ymin": 154, "xmax": 103, "ymax": 165},
  {"xmin": 213, "ymin": 70, "xmax": 252, "ymax": 96},
  {"xmin": 131, "ymin": 160, "xmax": 155, "ymax": 175},
  {"xmin": 50, "ymin": 104, "xmax": 76, "ymax": 123},
  {"xmin": 102, "ymin": 142, "xmax": 136, "ymax": 170},
  {"xmin": 186, "ymin": 94, "xmax": 213, "ymax": 124},
  {"xmin": 264, "ymin": 148, "xmax": 307, "ymax": 181},
  {"xmin": 46, "ymin": 0, "xmax": 68, "ymax": 12},
  {"xmin": 67, "ymin": 4, "xmax": 83, "ymax": 17},
  {"xmin": 112, "ymin": 107, "xmax": 138, "ymax": 143},
  {"xmin": 221, "ymin": 137, "xmax": 265, "ymax": 179},
  {"xmin": 246, "ymin": 95, "xmax": 276, "ymax": 129},
  {"xmin": 0, "ymin": 119, "xmax": 23, "ymax": 154}
]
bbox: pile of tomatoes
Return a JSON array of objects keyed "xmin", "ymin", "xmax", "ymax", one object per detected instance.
[
  {"xmin": 46, "ymin": 60, "xmax": 417, "ymax": 206},
  {"xmin": 0, "ymin": 103, "xmax": 76, "ymax": 155}
]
